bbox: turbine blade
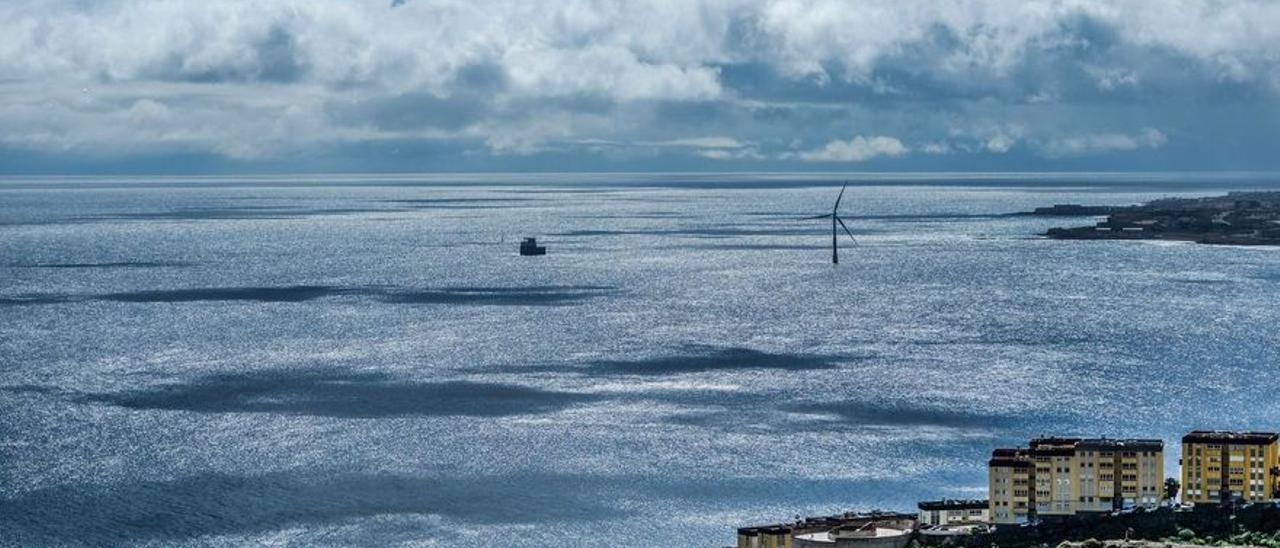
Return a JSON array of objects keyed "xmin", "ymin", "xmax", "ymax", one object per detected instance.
[
  {"xmin": 833, "ymin": 182, "xmax": 848, "ymax": 212},
  {"xmin": 801, "ymin": 214, "xmax": 833, "ymax": 220},
  {"xmin": 836, "ymin": 216, "xmax": 858, "ymax": 244}
]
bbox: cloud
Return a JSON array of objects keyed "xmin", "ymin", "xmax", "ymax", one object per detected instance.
[
  {"xmin": 0, "ymin": 1, "xmax": 1278, "ymax": 171},
  {"xmin": 793, "ymin": 135, "xmax": 907, "ymax": 162},
  {"xmin": 649, "ymin": 137, "xmax": 746, "ymax": 149},
  {"xmin": 985, "ymin": 134, "xmax": 1016, "ymax": 153},
  {"xmin": 1039, "ymin": 127, "xmax": 1167, "ymax": 157},
  {"xmin": 1085, "ymin": 66, "xmax": 1140, "ymax": 91},
  {"xmin": 920, "ymin": 142, "xmax": 952, "ymax": 154},
  {"xmin": 697, "ymin": 148, "xmax": 764, "ymax": 160}
]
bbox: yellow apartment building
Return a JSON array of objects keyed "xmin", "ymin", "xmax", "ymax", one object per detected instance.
[
  {"xmin": 989, "ymin": 448, "xmax": 1032, "ymax": 524},
  {"xmin": 990, "ymin": 437, "xmax": 1164, "ymax": 524},
  {"xmin": 1181, "ymin": 431, "xmax": 1279, "ymax": 504},
  {"xmin": 1075, "ymin": 438, "xmax": 1164, "ymax": 511}
]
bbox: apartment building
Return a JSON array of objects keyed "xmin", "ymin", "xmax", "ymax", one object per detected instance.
[
  {"xmin": 1181, "ymin": 430, "xmax": 1279, "ymax": 504},
  {"xmin": 990, "ymin": 437, "xmax": 1164, "ymax": 524},
  {"xmin": 989, "ymin": 448, "xmax": 1032, "ymax": 524}
]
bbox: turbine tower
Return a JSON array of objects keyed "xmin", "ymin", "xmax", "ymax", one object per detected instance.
[{"xmin": 812, "ymin": 182, "xmax": 857, "ymax": 264}]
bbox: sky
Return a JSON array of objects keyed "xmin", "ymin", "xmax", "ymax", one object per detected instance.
[{"xmin": 2, "ymin": 0, "xmax": 1280, "ymax": 174}]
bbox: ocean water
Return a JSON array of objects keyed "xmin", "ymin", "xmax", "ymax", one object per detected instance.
[{"xmin": 3, "ymin": 173, "xmax": 1280, "ymax": 547}]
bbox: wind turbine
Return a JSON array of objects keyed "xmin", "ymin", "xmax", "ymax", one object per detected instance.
[{"xmin": 806, "ymin": 182, "xmax": 858, "ymax": 264}]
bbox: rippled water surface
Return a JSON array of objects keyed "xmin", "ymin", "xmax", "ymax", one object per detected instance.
[{"xmin": 3, "ymin": 174, "xmax": 1280, "ymax": 546}]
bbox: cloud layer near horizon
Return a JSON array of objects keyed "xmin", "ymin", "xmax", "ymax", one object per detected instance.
[{"xmin": 2, "ymin": 0, "xmax": 1279, "ymax": 173}]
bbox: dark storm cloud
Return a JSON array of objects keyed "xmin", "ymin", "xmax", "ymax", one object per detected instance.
[
  {"xmin": 147, "ymin": 25, "xmax": 307, "ymax": 83},
  {"xmin": 85, "ymin": 369, "xmax": 597, "ymax": 418},
  {"xmin": 0, "ymin": 471, "xmax": 626, "ymax": 544}
]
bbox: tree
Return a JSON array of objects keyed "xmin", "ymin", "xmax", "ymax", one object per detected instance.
[{"xmin": 1165, "ymin": 477, "xmax": 1181, "ymax": 502}]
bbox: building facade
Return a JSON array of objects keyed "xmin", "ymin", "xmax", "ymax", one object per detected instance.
[
  {"xmin": 989, "ymin": 437, "xmax": 1164, "ymax": 524},
  {"xmin": 1181, "ymin": 431, "xmax": 1280, "ymax": 504},
  {"xmin": 989, "ymin": 448, "xmax": 1032, "ymax": 524},
  {"xmin": 917, "ymin": 499, "xmax": 989, "ymax": 526},
  {"xmin": 737, "ymin": 525, "xmax": 792, "ymax": 548}
]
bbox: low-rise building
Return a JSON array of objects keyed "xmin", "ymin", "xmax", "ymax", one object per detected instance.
[
  {"xmin": 735, "ymin": 512, "xmax": 916, "ymax": 548},
  {"xmin": 1181, "ymin": 430, "xmax": 1279, "ymax": 504},
  {"xmin": 737, "ymin": 525, "xmax": 792, "ymax": 548},
  {"xmin": 916, "ymin": 499, "xmax": 988, "ymax": 526}
]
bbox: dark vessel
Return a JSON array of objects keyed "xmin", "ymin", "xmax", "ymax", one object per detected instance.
[{"xmin": 519, "ymin": 237, "xmax": 546, "ymax": 256}]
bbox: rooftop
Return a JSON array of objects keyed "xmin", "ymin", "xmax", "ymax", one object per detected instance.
[
  {"xmin": 1077, "ymin": 438, "xmax": 1164, "ymax": 451},
  {"xmin": 918, "ymin": 499, "xmax": 988, "ymax": 511},
  {"xmin": 989, "ymin": 447, "xmax": 1030, "ymax": 467},
  {"xmin": 1183, "ymin": 430, "xmax": 1280, "ymax": 445}
]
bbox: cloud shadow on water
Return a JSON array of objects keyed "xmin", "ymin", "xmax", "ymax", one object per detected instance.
[
  {"xmin": 0, "ymin": 295, "xmax": 78, "ymax": 306},
  {"xmin": 553, "ymin": 227, "xmax": 828, "ymax": 238},
  {"xmin": 101, "ymin": 286, "xmax": 336, "ymax": 303},
  {"xmin": 84, "ymin": 370, "xmax": 596, "ymax": 418},
  {"xmin": 72, "ymin": 206, "xmax": 396, "ymax": 222},
  {"xmin": 783, "ymin": 400, "xmax": 1062, "ymax": 429},
  {"xmin": 2, "ymin": 285, "xmax": 617, "ymax": 306},
  {"xmin": 567, "ymin": 345, "xmax": 855, "ymax": 376},
  {"xmin": 379, "ymin": 286, "xmax": 616, "ymax": 306},
  {"xmin": 10, "ymin": 261, "xmax": 194, "ymax": 269},
  {"xmin": 383, "ymin": 198, "xmax": 542, "ymax": 210},
  {"xmin": 654, "ymin": 398, "xmax": 1062, "ymax": 435},
  {"xmin": 0, "ymin": 471, "xmax": 628, "ymax": 544}
]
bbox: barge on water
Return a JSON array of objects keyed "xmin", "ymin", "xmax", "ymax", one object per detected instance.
[{"xmin": 519, "ymin": 237, "xmax": 546, "ymax": 256}]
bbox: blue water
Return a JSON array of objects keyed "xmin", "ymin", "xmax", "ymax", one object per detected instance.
[{"xmin": 3, "ymin": 173, "xmax": 1280, "ymax": 546}]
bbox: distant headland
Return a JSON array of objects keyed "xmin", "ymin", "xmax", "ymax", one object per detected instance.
[{"xmin": 1031, "ymin": 191, "xmax": 1280, "ymax": 246}]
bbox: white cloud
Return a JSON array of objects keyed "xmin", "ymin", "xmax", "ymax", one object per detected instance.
[
  {"xmin": 0, "ymin": 1, "xmax": 1274, "ymax": 164},
  {"xmin": 1085, "ymin": 66, "xmax": 1140, "ymax": 91},
  {"xmin": 1039, "ymin": 128, "xmax": 1167, "ymax": 157},
  {"xmin": 698, "ymin": 148, "xmax": 764, "ymax": 160},
  {"xmin": 503, "ymin": 46, "xmax": 722, "ymax": 101},
  {"xmin": 647, "ymin": 137, "xmax": 746, "ymax": 149},
  {"xmin": 793, "ymin": 135, "xmax": 906, "ymax": 162},
  {"xmin": 920, "ymin": 142, "xmax": 952, "ymax": 155},
  {"xmin": 985, "ymin": 135, "xmax": 1015, "ymax": 153}
]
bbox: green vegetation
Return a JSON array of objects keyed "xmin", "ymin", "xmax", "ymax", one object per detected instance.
[
  {"xmin": 1165, "ymin": 478, "xmax": 1180, "ymax": 502},
  {"xmin": 1160, "ymin": 528, "xmax": 1280, "ymax": 547}
]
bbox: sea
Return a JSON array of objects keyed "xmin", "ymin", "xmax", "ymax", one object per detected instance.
[{"xmin": 2, "ymin": 172, "xmax": 1280, "ymax": 547}]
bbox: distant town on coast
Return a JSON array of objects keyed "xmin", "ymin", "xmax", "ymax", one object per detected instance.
[{"xmin": 1034, "ymin": 191, "xmax": 1280, "ymax": 246}]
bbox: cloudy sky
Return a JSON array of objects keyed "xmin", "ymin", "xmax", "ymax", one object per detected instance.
[{"xmin": 2, "ymin": 0, "xmax": 1280, "ymax": 174}]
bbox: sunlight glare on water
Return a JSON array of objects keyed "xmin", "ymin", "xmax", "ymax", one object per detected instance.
[{"xmin": 2, "ymin": 173, "xmax": 1280, "ymax": 546}]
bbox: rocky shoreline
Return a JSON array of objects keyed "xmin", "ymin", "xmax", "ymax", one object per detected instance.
[{"xmin": 1033, "ymin": 191, "xmax": 1280, "ymax": 246}]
